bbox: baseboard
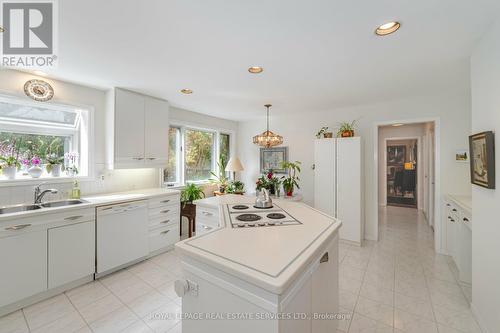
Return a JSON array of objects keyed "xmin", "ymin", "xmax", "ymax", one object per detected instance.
[
  {"xmin": 340, "ymin": 238, "xmax": 362, "ymax": 247},
  {"xmin": 471, "ymin": 302, "xmax": 490, "ymax": 333}
]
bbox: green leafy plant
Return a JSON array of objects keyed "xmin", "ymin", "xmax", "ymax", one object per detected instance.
[
  {"xmin": 316, "ymin": 126, "xmax": 329, "ymax": 139},
  {"xmin": 227, "ymin": 180, "xmax": 245, "ymax": 194},
  {"xmin": 280, "ymin": 161, "xmax": 301, "ymax": 196},
  {"xmin": 45, "ymin": 153, "xmax": 65, "ymax": 173},
  {"xmin": 181, "ymin": 183, "xmax": 205, "ymax": 206},
  {"xmin": 0, "ymin": 156, "xmax": 20, "ymax": 169},
  {"xmin": 255, "ymin": 170, "xmax": 280, "ymax": 194},
  {"xmin": 210, "ymin": 156, "xmax": 229, "ymax": 192},
  {"xmin": 336, "ymin": 120, "xmax": 357, "ymax": 137}
]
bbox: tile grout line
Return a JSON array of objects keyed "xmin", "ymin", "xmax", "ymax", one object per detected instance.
[
  {"xmin": 20, "ymin": 308, "xmax": 32, "ymax": 333},
  {"xmin": 65, "ymin": 291, "xmax": 96, "ymax": 333}
]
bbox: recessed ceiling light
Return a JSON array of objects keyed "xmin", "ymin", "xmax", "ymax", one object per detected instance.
[
  {"xmin": 33, "ymin": 70, "xmax": 47, "ymax": 76},
  {"xmin": 392, "ymin": 123, "xmax": 404, "ymax": 127},
  {"xmin": 375, "ymin": 21, "xmax": 401, "ymax": 36},
  {"xmin": 248, "ymin": 66, "xmax": 263, "ymax": 74},
  {"xmin": 180, "ymin": 88, "xmax": 193, "ymax": 94}
]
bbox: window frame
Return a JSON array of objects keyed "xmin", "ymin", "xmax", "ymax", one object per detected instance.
[
  {"xmin": 164, "ymin": 120, "xmax": 235, "ymax": 187},
  {"xmin": 0, "ymin": 93, "xmax": 95, "ymax": 186}
]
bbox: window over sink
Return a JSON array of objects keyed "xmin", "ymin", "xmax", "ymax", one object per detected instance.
[
  {"xmin": 164, "ymin": 124, "xmax": 233, "ymax": 187},
  {"xmin": 0, "ymin": 94, "xmax": 92, "ymax": 182}
]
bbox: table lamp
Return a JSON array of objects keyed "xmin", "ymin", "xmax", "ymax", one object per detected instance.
[{"xmin": 225, "ymin": 157, "xmax": 244, "ymax": 180}]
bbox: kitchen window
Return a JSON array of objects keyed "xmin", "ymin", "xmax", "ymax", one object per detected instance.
[
  {"xmin": 0, "ymin": 95, "xmax": 92, "ymax": 182},
  {"xmin": 164, "ymin": 125, "xmax": 233, "ymax": 187}
]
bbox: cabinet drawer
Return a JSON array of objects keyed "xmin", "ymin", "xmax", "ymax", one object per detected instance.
[
  {"xmin": 149, "ymin": 224, "xmax": 180, "ymax": 253},
  {"xmin": 149, "ymin": 213, "xmax": 179, "ymax": 230},
  {"xmin": 149, "ymin": 205, "xmax": 179, "ymax": 219},
  {"xmin": 196, "ymin": 222, "xmax": 217, "ymax": 236},
  {"xmin": 196, "ymin": 206, "xmax": 219, "ymax": 227},
  {"xmin": 149, "ymin": 195, "xmax": 180, "ymax": 209}
]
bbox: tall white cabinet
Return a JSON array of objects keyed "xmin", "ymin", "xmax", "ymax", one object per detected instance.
[
  {"xmin": 314, "ymin": 137, "xmax": 364, "ymax": 245},
  {"xmin": 106, "ymin": 88, "xmax": 170, "ymax": 169}
]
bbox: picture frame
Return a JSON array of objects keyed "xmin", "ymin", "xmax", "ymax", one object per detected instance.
[
  {"xmin": 455, "ymin": 149, "xmax": 469, "ymax": 163},
  {"xmin": 260, "ymin": 147, "xmax": 288, "ymax": 174},
  {"xmin": 469, "ymin": 131, "xmax": 495, "ymax": 189},
  {"xmin": 387, "ymin": 145, "xmax": 406, "ymax": 165}
]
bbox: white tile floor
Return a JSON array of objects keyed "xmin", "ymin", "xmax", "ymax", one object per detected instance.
[{"xmin": 0, "ymin": 206, "xmax": 478, "ymax": 333}]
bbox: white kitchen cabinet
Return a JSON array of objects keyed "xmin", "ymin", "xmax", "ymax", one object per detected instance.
[
  {"xmin": 48, "ymin": 221, "xmax": 95, "ymax": 289},
  {"xmin": 107, "ymin": 88, "xmax": 169, "ymax": 169},
  {"xmin": 0, "ymin": 230, "xmax": 47, "ymax": 308},
  {"xmin": 144, "ymin": 96, "xmax": 169, "ymax": 165},
  {"xmin": 148, "ymin": 194, "xmax": 180, "ymax": 254},
  {"xmin": 314, "ymin": 137, "xmax": 363, "ymax": 244}
]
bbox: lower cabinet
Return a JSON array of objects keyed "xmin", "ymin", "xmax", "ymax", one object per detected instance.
[
  {"xmin": 195, "ymin": 205, "xmax": 219, "ymax": 236},
  {"xmin": 0, "ymin": 230, "xmax": 47, "ymax": 308},
  {"xmin": 48, "ymin": 221, "xmax": 95, "ymax": 289}
]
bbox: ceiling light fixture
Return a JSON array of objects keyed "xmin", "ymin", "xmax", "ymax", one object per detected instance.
[
  {"xmin": 253, "ymin": 104, "xmax": 283, "ymax": 148},
  {"xmin": 180, "ymin": 88, "xmax": 193, "ymax": 94},
  {"xmin": 375, "ymin": 21, "xmax": 401, "ymax": 36},
  {"xmin": 248, "ymin": 66, "xmax": 263, "ymax": 74}
]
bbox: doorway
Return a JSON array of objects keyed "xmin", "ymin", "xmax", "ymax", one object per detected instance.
[{"xmin": 386, "ymin": 139, "xmax": 418, "ymax": 208}]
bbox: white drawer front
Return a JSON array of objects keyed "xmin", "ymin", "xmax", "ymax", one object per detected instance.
[
  {"xmin": 196, "ymin": 206, "xmax": 219, "ymax": 227},
  {"xmin": 149, "ymin": 205, "xmax": 179, "ymax": 219},
  {"xmin": 149, "ymin": 195, "xmax": 180, "ymax": 209},
  {"xmin": 149, "ymin": 213, "xmax": 180, "ymax": 231},
  {"xmin": 196, "ymin": 222, "xmax": 216, "ymax": 236},
  {"xmin": 149, "ymin": 224, "xmax": 180, "ymax": 253}
]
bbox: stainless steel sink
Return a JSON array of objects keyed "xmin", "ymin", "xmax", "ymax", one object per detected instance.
[
  {"xmin": 0, "ymin": 204, "xmax": 42, "ymax": 214},
  {"xmin": 41, "ymin": 199, "xmax": 88, "ymax": 208}
]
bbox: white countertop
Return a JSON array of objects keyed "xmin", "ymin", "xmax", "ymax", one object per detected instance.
[
  {"xmin": 0, "ymin": 188, "xmax": 180, "ymax": 222},
  {"xmin": 176, "ymin": 195, "xmax": 341, "ymax": 294},
  {"xmin": 194, "ymin": 193, "xmax": 303, "ymax": 208}
]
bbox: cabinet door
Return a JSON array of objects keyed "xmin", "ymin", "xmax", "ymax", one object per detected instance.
[
  {"xmin": 314, "ymin": 139, "xmax": 336, "ymax": 217},
  {"xmin": 48, "ymin": 221, "xmax": 95, "ymax": 289},
  {"xmin": 0, "ymin": 230, "xmax": 47, "ymax": 307},
  {"xmin": 311, "ymin": 241, "xmax": 338, "ymax": 333},
  {"xmin": 144, "ymin": 97, "xmax": 169, "ymax": 166},
  {"xmin": 115, "ymin": 89, "xmax": 145, "ymax": 164}
]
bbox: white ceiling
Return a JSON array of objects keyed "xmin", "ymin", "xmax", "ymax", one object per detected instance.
[{"xmin": 45, "ymin": 0, "xmax": 500, "ymax": 120}]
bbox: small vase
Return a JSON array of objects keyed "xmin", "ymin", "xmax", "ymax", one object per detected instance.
[
  {"xmin": 2, "ymin": 166, "xmax": 17, "ymax": 180},
  {"xmin": 286, "ymin": 190, "xmax": 293, "ymax": 197},
  {"xmin": 341, "ymin": 130, "xmax": 354, "ymax": 137},
  {"xmin": 51, "ymin": 164, "xmax": 62, "ymax": 177},
  {"xmin": 28, "ymin": 165, "xmax": 43, "ymax": 178}
]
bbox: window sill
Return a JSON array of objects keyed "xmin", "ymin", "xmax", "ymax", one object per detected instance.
[{"xmin": 0, "ymin": 175, "xmax": 95, "ymax": 187}]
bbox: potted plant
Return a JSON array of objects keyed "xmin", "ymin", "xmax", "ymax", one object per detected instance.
[
  {"xmin": 210, "ymin": 156, "xmax": 229, "ymax": 193},
  {"xmin": 256, "ymin": 170, "xmax": 280, "ymax": 195},
  {"xmin": 65, "ymin": 152, "xmax": 79, "ymax": 177},
  {"xmin": 28, "ymin": 156, "xmax": 43, "ymax": 178},
  {"xmin": 316, "ymin": 127, "xmax": 333, "ymax": 139},
  {"xmin": 336, "ymin": 120, "xmax": 357, "ymax": 138},
  {"xmin": 46, "ymin": 153, "xmax": 64, "ymax": 177},
  {"xmin": 280, "ymin": 161, "xmax": 301, "ymax": 197},
  {"xmin": 227, "ymin": 180, "xmax": 245, "ymax": 194},
  {"xmin": 0, "ymin": 141, "xmax": 20, "ymax": 180}
]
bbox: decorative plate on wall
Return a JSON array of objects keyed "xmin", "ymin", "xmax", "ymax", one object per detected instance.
[{"xmin": 24, "ymin": 79, "xmax": 54, "ymax": 101}]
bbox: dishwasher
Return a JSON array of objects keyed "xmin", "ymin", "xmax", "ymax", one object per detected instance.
[{"xmin": 96, "ymin": 200, "xmax": 148, "ymax": 275}]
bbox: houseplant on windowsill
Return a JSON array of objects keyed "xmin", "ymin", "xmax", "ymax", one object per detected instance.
[
  {"xmin": 227, "ymin": 180, "xmax": 245, "ymax": 194},
  {"xmin": 28, "ymin": 156, "xmax": 43, "ymax": 178},
  {"xmin": 280, "ymin": 161, "xmax": 301, "ymax": 197},
  {"xmin": 46, "ymin": 153, "xmax": 65, "ymax": 177},
  {"xmin": 210, "ymin": 156, "xmax": 229, "ymax": 193},
  {"xmin": 336, "ymin": 120, "xmax": 357, "ymax": 138},
  {"xmin": 0, "ymin": 141, "xmax": 20, "ymax": 180}
]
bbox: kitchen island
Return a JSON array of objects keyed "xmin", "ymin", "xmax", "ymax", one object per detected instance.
[{"xmin": 175, "ymin": 195, "xmax": 341, "ymax": 333}]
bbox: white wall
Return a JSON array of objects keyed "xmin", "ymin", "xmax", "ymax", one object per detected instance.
[
  {"xmin": 470, "ymin": 17, "xmax": 500, "ymax": 333},
  {"xmin": 237, "ymin": 93, "xmax": 471, "ymax": 240},
  {"xmin": 170, "ymin": 106, "xmax": 238, "ymax": 133}
]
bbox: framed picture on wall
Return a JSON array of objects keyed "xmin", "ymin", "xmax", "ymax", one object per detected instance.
[
  {"xmin": 469, "ymin": 131, "xmax": 495, "ymax": 189},
  {"xmin": 260, "ymin": 147, "xmax": 288, "ymax": 174},
  {"xmin": 455, "ymin": 149, "xmax": 469, "ymax": 162}
]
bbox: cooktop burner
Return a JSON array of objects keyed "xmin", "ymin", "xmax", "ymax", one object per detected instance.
[
  {"xmin": 232, "ymin": 205, "xmax": 249, "ymax": 210},
  {"xmin": 267, "ymin": 213, "xmax": 286, "ymax": 219},
  {"xmin": 236, "ymin": 214, "xmax": 262, "ymax": 222}
]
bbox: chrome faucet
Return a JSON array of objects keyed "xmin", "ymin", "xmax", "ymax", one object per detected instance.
[{"xmin": 34, "ymin": 183, "xmax": 58, "ymax": 204}]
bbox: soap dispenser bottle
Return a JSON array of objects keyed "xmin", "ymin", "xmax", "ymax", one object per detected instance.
[{"xmin": 71, "ymin": 180, "xmax": 81, "ymax": 199}]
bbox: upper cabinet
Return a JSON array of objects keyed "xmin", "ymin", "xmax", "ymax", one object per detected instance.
[{"xmin": 107, "ymin": 88, "xmax": 170, "ymax": 169}]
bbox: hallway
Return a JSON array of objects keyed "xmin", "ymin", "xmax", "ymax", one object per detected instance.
[{"xmin": 338, "ymin": 206, "xmax": 478, "ymax": 333}]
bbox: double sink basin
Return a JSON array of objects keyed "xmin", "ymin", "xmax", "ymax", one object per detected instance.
[{"xmin": 0, "ymin": 199, "xmax": 88, "ymax": 215}]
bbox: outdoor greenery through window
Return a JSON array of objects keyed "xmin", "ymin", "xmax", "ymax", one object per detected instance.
[
  {"xmin": 0, "ymin": 95, "xmax": 90, "ymax": 181},
  {"xmin": 164, "ymin": 125, "xmax": 232, "ymax": 186}
]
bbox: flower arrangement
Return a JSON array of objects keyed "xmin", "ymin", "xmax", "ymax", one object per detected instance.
[
  {"xmin": 256, "ymin": 170, "xmax": 281, "ymax": 195},
  {"xmin": 31, "ymin": 156, "xmax": 41, "ymax": 166},
  {"xmin": 65, "ymin": 152, "xmax": 79, "ymax": 176},
  {"xmin": 0, "ymin": 141, "xmax": 20, "ymax": 179}
]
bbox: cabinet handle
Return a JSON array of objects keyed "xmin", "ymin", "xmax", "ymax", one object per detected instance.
[
  {"xmin": 161, "ymin": 230, "xmax": 170, "ymax": 235},
  {"xmin": 203, "ymin": 225, "xmax": 213, "ymax": 230},
  {"xmin": 146, "ymin": 157, "xmax": 156, "ymax": 160},
  {"xmin": 160, "ymin": 199, "xmax": 170, "ymax": 203},
  {"xmin": 450, "ymin": 219, "xmax": 455, "ymax": 223},
  {"xmin": 5, "ymin": 224, "xmax": 31, "ymax": 231},
  {"xmin": 320, "ymin": 252, "xmax": 329, "ymax": 263},
  {"xmin": 64, "ymin": 215, "xmax": 83, "ymax": 221},
  {"xmin": 463, "ymin": 217, "xmax": 469, "ymax": 222},
  {"xmin": 452, "ymin": 208, "xmax": 457, "ymax": 212},
  {"xmin": 161, "ymin": 220, "xmax": 171, "ymax": 224},
  {"xmin": 133, "ymin": 157, "xmax": 144, "ymax": 160},
  {"xmin": 160, "ymin": 209, "xmax": 170, "ymax": 214},
  {"xmin": 446, "ymin": 203, "xmax": 451, "ymax": 207},
  {"xmin": 202, "ymin": 211, "xmax": 213, "ymax": 216}
]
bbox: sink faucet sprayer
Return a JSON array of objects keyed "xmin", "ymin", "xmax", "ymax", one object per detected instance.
[{"xmin": 34, "ymin": 182, "xmax": 58, "ymax": 204}]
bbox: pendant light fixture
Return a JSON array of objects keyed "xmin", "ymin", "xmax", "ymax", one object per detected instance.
[{"xmin": 253, "ymin": 104, "xmax": 283, "ymax": 148}]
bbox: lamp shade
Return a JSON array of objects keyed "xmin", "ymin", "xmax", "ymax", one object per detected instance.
[{"xmin": 225, "ymin": 157, "xmax": 244, "ymax": 172}]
